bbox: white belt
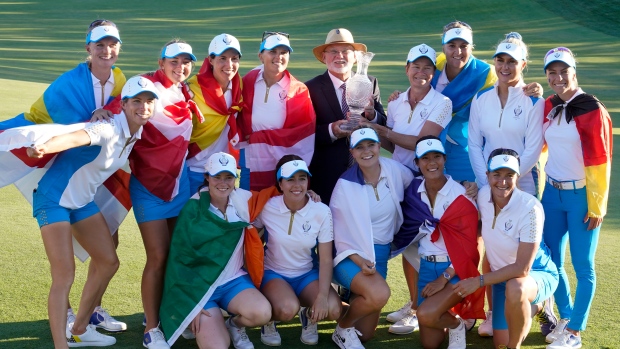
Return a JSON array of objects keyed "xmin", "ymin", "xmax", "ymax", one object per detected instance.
[
  {"xmin": 420, "ymin": 254, "xmax": 450, "ymax": 263},
  {"xmin": 546, "ymin": 177, "xmax": 586, "ymax": 190}
]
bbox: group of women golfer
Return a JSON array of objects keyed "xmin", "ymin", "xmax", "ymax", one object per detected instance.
[{"xmin": 0, "ymin": 17, "xmax": 611, "ymax": 349}]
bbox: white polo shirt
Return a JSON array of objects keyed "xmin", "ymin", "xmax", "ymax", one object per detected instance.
[
  {"xmin": 91, "ymin": 70, "xmax": 115, "ymax": 109},
  {"xmin": 37, "ymin": 112, "xmax": 142, "ymax": 209},
  {"xmin": 477, "ymin": 185, "xmax": 544, "ymax": 271},
  {"xmin": 255, "ymin": 196, "xmax": 333, "ymax": 278},
  {"xmin": 418, "ymin": 176, "xmax": 471, "ymax": 257},
  {"xmin": 543, "ymin": 89, "xmax": 586, "ymax": 181},
  {"xmin": 387, "ymin": 87, "xmax": 452, "ymax": 170},
  {"xmin": 468, "ymin": 81, "xmax": 544, "ymax": 194},
  {"xmin": 251, "ymin": 69, "xmax": 289, "ymax": 132},
  {"xmin": 366, "ymin": 175, "xmax": 399, "ymax": 245}
]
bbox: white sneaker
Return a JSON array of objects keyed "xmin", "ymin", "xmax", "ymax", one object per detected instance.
[
  {"xmin": 477, "ymin": 311, "xmax": 493, "ymax": 337},
  {"xmin": 89, "ymin": 306, "xmax": 127, "ymax": 332},
  {"xmin": 67, "ymin": 308, "xmax": 76, "ymax": 329},
  {"xmin": 299, "ymin": 307, "xmax": 318, "ymax": 345},
  {"xmin": 447, "ymin": 318, "xmax": 466, "ymax": 349},
  {"xmin": 546, "ymin": 318, "xmax": 569, "ymax": 343},
  {"xmin": 66, "ymin": 323, "xmax": 116, "ymax": 347},
  {"xmin": 261, "ymin": 321, "xmax": 282, "ymax": 346},
  {"xmin": 332, "ymin": 324, "xmax": 365, "ymax": 349},
  {"xmin": 181, "ymin": 326, "xmax": 195, "ymax": 340},
  {"xmin": 225, "ymin": 317, "xmax": 254, "ymax": 349},
  {"xmin": 463, "ymin": 318, "xmax": 476, "ymax": 331},
  {"xmin": 546, "ymin": 330, "xmax": 582, "ymax": 349},
  {"xmin": 388, "ymin": 308, "xmax": 418, "ymax": 334},
  {"xmin": 386, "ymin": 300, "xmax": 413, "ymax": 323},
  {"xmin": 143, "ymin": 327, "xmax": 170, "ymax": 349}
]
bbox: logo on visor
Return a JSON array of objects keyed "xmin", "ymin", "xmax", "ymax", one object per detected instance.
[
  {"xmin": 360, "ymin": 129, "xmax": 366, "ymax": 135},
  {"xmin": 336, "ymin": 29, "xmax": 340, "ymax": 34},
  {"xmin": 302, "ymin": 221, "xmax": 311, "ymax": 233},
  {"xmin": 292, "ymin": 161, "xmax": 299, "ymax": 166},
  {"xmin": 219, "ymin": 155, "xmax": 229, "ymax": 165},
  {"xmin": 103, "ymin": 27, "xmax": 110, "ymax": 32},
  {"xmin": 419, "ymin": 45, "xmax": 428, "ymax": 54},
  {"xmin": 276, "ymin": 36, "xmax": 283, "ymax": 41},
  {"xmin": 506, "ymin": 44, "xmax": 512, "ymax": 49},
  {"xmin": 514, "ymin": 106, "xmax": 522, "ymax": 119},
  {"xmin": 178, "ymin": 43, "xmax": 188, "ymax": 51},
  {"xmin": 223, "ymin": 35, "xmax": 232, "ymax": 45},
  {"xmin": 554, "ymin": 52, "xmax": 561, "ymax": 58},
  {"xmin": 503, "ymin": 156, "xmax": 509, "ymax": 162},
  {"xmin": 455, "ymin": 29, "xmax": 461, "ymax": 35},
  {"xmin": 427, "ymin": 140, "xmax": 433, "ymax": 146},
  {"xmin": 505, "ymin": 220, "xmax": 513, "ymax": 231},
  {"xmin": 137, "ymin": 78, "xmax": 148, "ymax": 88}
]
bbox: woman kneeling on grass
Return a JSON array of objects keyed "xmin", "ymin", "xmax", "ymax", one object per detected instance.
[
  {"xmin": 400, "ymin": 136, "xmax": 484, "ymax": 349},
  {"xmin": 453, "ymin": 149, "xmax": 559, "ymax": 349},
  {"xmin": 255, "ymin": 155, "xmax": 341, "ymax": 346}
]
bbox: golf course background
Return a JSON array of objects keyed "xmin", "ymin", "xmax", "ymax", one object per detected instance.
[{"xmin": 0, "ymin": 1, "xmax": 618, "ymax": 348}]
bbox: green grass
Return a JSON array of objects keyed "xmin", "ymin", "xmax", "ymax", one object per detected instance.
[{"xmin": 0, "ymin": 1, "xmax": 619, "ymax": 348}]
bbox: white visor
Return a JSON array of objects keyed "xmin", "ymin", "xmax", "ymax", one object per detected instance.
[
  {"xmin": 544, "ymin": 48, "xmax": 576, "ymax": 71},
  {"xmin": 488, "ymin": 154, "xmax": 520, "ymax": 175},
  {"xmin": 86, "ymin": 25, "xmax": 121, "ymax": 44},
  {"xmin": 260, "ymin": 34, "xmax": 293, "ymax": 52},
  {"xmin": 442, "ymin": 27, "xmax": 473, "ymax": 45},
  {"xmin": 493, "ymin": 42, "xmax": 526, "ymax": 61},
  {"xmin": 161, "ymin": 42, "xmax": 196, "ymax": 61},
  {"xmin": 276, "ymin": 159, "xmax": 311, "ymax": 180},
  {"xmin": 209, "ymin": 33, "xmax": 242, "ymax": 57},
  {"xmin": 407, "ymin": 44, "xmax": 437, "ymax": 65},
  {"xmin": 350, "ymin": 128, "xmax": 379, "ymax": 148},
  {"xmin": 205, "ymin": 152, "xmax": 238, "ymax": 177},
  {"xmin": 415, "ymin": 138, "xmax": 445, "ymax": 158},
  {"xmin": 121, "ymin": 75, "xmax": 159, "ymax": 100}
]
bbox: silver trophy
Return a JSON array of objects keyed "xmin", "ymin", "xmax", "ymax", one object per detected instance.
[{"xmin": 342, "ymin": 51, "xmax": 375, "ymax": 130}]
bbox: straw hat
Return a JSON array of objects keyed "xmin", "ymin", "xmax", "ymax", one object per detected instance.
[{"xmin": 313, "ymin": 28, "xmax": 367, "ymax": 63}]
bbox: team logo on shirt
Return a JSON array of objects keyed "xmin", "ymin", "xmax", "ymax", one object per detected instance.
[
  {"xmin": 443, "ymin": 201, "xmax": 450, "ymax": 210},
  {"xmin": 420, "ymin": 109, "xmax": 429, "ymax": 120},
  {"xmin": 302, "ymin": 221, "xmax": 311, "ymax": 233},
  {"xmin": 223, "ymin": 35, "xmax": 232, "ymax": 45},
  {"xmin": 279, "ymin": 89, "xmax": 287, "ymax": 101},
  {"xmin": 219, "ymin": 155, "xmax": 229, "ymax": 165},
  {"xmin": 234, "ymin": 209, "xmax": 241, "ymax": 219},
  {"xmin": 419, "ymin": 45, "xmax": 428, "ymax": 54},
  {"xmin": 505, "ymin": 220, "xmax": 513, "ymax": 231},
  {"xmin": 513, "ymin": 106, "xmax": 522, "ymax": 119},
  {"xmin": 385, "ymin": 181, "xmax": 389, "ymax": 189}
]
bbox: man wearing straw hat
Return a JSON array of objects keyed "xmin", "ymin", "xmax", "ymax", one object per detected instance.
[{"xmin": 306, "ymin": 28, "xmax": 386, "ymax": 206}]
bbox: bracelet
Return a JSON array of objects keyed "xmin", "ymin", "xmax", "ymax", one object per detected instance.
[{"xmin": 479, "ymin": 275, "xmax": 484, "ymax": 288}]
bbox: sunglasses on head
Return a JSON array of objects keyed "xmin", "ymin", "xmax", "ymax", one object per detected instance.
[
  {"xmin": 262, "ymin": 31, "xmax": 289, "ymax": 41},
  {"xmin": 443, "ymin": 20, "xmax": 472, "ymax": 32},
  {"xmin": 88, "ymin": 19, "xmax": 116, "ymax": 29}
]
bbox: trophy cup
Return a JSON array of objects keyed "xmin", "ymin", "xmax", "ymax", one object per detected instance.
[{"xmin": 342, "ymin": 50, "xmax": 375, "ymax": 131}]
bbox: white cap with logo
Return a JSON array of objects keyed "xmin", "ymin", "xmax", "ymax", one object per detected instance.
[
  {"xmin": 121, "ymin": 75, "xmax": 159, "ymax": 100},
  {"xmin": 205, "ymin": 152, "xmax": 238, "ymax": 177},
  {"xmin": 86, "ymin": 25, "xmax": 121, "ymax": 44},
  {"xmin": 161, "ymin": 42, "xmax": 197, "ymax": 61},
  {"xmin": 494, "ymin": 42, "xmax": 526, "ymax": 61},
  {"xmin": 488, "ymin": 154, "xmax": 520, "ymax": 175},
  {"xmin": 209, "ymin": 33, "xmax": 242, "ymax": 57},
  {"xmin": 277, "ymin": 159, "xmax": 311, "ymax": 180},
  {"xmin": 260, "ymin": 34, "xmax": 293, "ymax": 52},
  {"xmin": 442, "ymin": 27, "xmax": 473, "ymax": 45},
  {"xmin": 415, "ymin": 138, "xmax": 445, "ymax": 158},
  {"xmin": 407, "ymin": 44, "xmax": 437, "ymax": 65},
  {"xmin": 350, "ymin": 128, "xmax": 379, "ymax": 148},
  {"xmin": 544, "ymin": 47, "xmax": 576, "ymax": 71}
]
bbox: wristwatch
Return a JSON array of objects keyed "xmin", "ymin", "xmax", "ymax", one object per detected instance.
[{"xmin": 442, "ymin": 271, "xmax": 452, "ymax": 281}]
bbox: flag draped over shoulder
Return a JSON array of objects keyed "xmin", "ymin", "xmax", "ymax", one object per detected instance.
[
  {"xmin": 238, "ymin": 67, "xmax": 316, "ymax": 191},
  {"xmin": 186, "ymin": 58, "xmax": 243, "ymax": 162},
  {"xmin": 432, "ymin": 54, "xmax": 496, "ymax": 148},
  {"xmin": 398, "ymin": 179, "xmax": 484, "ymax": 319},
  {"xmin": 544, "ymin": 94, "xmax": 612, "ymax": 218},
  {"xmin": 105, "ymin": 70, "xmax": 194, "ymax": 202},
  {"xmin": 0, "ymin": 63, "xmax": 130, "ymax": 261},
  {"xmin": 160, "ymin": 186, "xmax": 279, "ymax": 345}
]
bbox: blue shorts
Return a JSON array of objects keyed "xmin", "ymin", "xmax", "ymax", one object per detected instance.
[
  {"xmin": 417, "ymin": 259, "xmax": 460, "ymax": 306},
  {"xmin": 333, "ymin": 244, "xmax": 390, "ymax": 289},
  {"xmin": 261, "ymin": 269, "xmax": 319, "ymax": 297},
  {"xmin": 130, "ymin": 166, "xmax": 191, "ymax": 224},
  {"xmin": 32, "ymin": 189, "xmax": 99, "ymax": 228},
  {"xmin": 204, "ymin": 274, "xmax": 255, "ymax": 311},
  {"xmin": 492, "ymin": 269, "xmax": 559, "ymax": 330},
  {"xmin": 188, "ymin": 170, "xmax": 206, "ymax": 197}
]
